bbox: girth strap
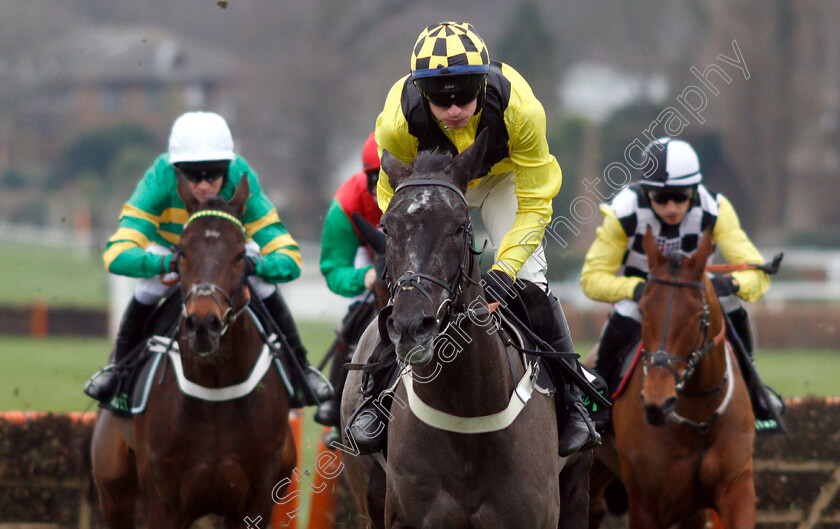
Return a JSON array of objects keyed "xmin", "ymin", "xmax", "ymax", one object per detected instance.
[{"xmin": 400, "ymin": 362, "xmax": 537, "ymax": 434}]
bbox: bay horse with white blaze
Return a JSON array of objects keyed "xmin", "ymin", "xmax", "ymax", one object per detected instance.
[
  {"xmin": 340, "ymin": 131, "xmax": 592, "ymax": 529},
  {"xmin": 589, "ymin": 226, "xmax": 755, "ymax": 528},
  {"xmin": 91, "ymin": 175, "xmax": 297, "ymax": 528}
]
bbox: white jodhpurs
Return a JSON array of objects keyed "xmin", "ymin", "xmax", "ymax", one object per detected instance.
[{"xmin": 465, "ymin": 171, "xmax": 548, "ymax": 286}]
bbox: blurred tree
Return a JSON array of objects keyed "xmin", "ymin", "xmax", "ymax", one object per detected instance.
[
  {"xmin": 55, "ymin": 123, "xmax": 159, "ymax": 225},
  {"xmin": 57, "ymin": 123, "xmax": 158, "ymax": 187},
  {"xmin": 703, "ymin": 1, "xmax": 796, "ymax": 242},
  {"xmin": 495, "ymin": 0, "xmax": 558, "ymax": 110},
  {"xmin": 599, "ymin": 101, "xmax": 666, "ymax": 173},
  {"xmin": 548, "ymin": 114, "xmax": 587, "ymax": 216}
]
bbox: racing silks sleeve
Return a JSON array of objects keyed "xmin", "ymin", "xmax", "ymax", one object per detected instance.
[
  {"xmin": 580, "ymin": 205, "xmax": 645, "ymax": 303},
  {"xmin": 319, "ymin": 199, "xmax": 371, "ymax": 297},
  {"xmin": 713, "ymin": 196, "xmax": 769, "ymax": 302}
]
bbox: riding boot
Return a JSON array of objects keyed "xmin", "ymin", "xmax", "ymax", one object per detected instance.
[
  {"xmin": 547, "ymin": 296, "xmax": 601, "ymax": 456},
  {"xmin": 263, "ymin": 290, "xmax": 334, "ymax": 403},
  {"xmin": 593, "ymin": 313, "xmax": 642, "ymax": 397},
  {"xmin": 346, "ymin": 313, "xmax": 400, "ymax": 455},
  {"xmin": 84, "ymin": 296, "xmax": 157, "ymax": 403},
  {"xmin": 726, "ymin": 308, "xmax": 786, "ymax": 433}
]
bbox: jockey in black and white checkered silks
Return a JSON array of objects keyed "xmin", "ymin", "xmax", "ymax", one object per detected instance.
[{"xmin": 583, "ymin": 137, "xmax": 785, "ymax": 434}]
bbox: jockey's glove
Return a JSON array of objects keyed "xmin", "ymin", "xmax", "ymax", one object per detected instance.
[
  {"xmin": 712, "ymin": 275, "xmax": 740, "ymax": 297},
  {"xmin": 482, "ymin": 269, "xmax": 515, "ymax": 305},
  {"xmin": 632, "ymin": 281, "xmax": 646, "ymax": 302},
  {"xmin": 243, "ymin": 256, "xmax": 259, "ymax": 277}
]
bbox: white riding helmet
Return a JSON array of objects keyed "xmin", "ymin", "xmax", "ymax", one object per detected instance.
[
  {"xmin": 168, "ymin": 111, "xmax": 235, "ymax": 163},
  {"xmin": 640, "ymin": 137, "xmax": 702, "ymax": 188}
]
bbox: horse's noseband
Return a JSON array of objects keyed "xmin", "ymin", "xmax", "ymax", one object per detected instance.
[{"xmin": 182, "ymin": 281, "xmax": 248, "ymax": 337}]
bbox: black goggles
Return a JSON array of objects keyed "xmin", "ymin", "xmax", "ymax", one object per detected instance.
[
  {"xmin": 365, "ymin": 168, "xmax": 379, "ymax": 196},
  {"xmin": 648, "ymin": 188, "xmax": 693, "ymax": 205},
  {"xmin": 414, "ymin": 74, "xmax": 485, "ymax": 108},
  {"xmin": 176, "ymin": 161, "xmax": 229, "ymax": 184}
]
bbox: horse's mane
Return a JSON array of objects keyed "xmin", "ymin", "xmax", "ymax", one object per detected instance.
[
  {"xmin": 665, "ymin": 250, "xmax": 685, "ymax": 276},
  {"xmin": 412, "ymin": 149, "xmax": 453, "ymax": 177}
]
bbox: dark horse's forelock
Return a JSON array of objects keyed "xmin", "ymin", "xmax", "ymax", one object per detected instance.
[
  {"xmin": 411, "ymin": 149, "xmax": 453, "ymax": 177},
  {"xmin": 199, "ymin": 196, "xmax": 230, "ymax": 212}
]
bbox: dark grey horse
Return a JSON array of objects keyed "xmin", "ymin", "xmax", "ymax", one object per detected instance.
[{"xmin": 340, "ymin": 131, "xmax": 591, "ymax": 529}]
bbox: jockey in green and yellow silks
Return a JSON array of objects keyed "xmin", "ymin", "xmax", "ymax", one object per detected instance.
[
  {"xmin": 103, "ymin": 154, "xmax": 301, "ymax": 282},
  {"xmin": 85, "ymin": 111, "xmax": 332, "ymax": 411}
]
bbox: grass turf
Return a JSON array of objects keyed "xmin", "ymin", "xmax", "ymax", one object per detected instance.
[{"xmin": 0, "ymin": 242, "xmax": 108, "ymax": 308}]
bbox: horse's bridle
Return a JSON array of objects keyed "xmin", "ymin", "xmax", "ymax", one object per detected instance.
[
  {"xmin": 640, "ymin": 274, "xmax": 727, "ymax": 393},
  {"xmin": 179, "ymin": 209, "xmax": 250, "ymax": 337},
  {"xmin": 386, "ymin": 180, "xmax": 478, "ymax": 323},
  {"xmin": 181, "ymin": 281, "xmax": 249, "ymax": 337}
]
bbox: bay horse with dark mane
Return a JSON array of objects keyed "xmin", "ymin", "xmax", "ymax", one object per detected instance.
[
  {"xmin": 340, "ymin": 131, "xmax": 592, "ymax": 529},
  {"xmin": 91, "ymin": 174, "xmax": 297, "ymax": 528},
  {"xmin": 589, "ymin": 226, "xmax": 755, "ymax": 528}
]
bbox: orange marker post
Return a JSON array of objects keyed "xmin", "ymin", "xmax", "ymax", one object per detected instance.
[
  {"xmin": 306, "ymin": 427, "xmax": 343, "ymax": 529},
  {"xmin": 272, "ymin": 410, "xmax": 304, "ymax": 529}
]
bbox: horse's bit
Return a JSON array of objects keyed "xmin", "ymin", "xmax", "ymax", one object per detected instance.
[
  {"xmin": 640, "ymin": 274, "xmax": 727, "ymax": 393},
  {"xmin": 387, "ymin": 180, "xmax": 479, "ymax": 323}
]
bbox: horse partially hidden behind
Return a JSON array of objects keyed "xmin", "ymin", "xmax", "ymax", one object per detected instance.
[
  {"xmin": 91, "ymin": 175, "xmax": 297, "ymax": 528},
  {"xmin": 340, "ymin": 131, "xmax": 592, "ymax": 529},
  {"xmin": 589, "ymin": 226, "xmax": 755, "ymax": 529}
]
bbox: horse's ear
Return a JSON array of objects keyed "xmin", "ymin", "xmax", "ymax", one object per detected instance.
[
  {"xmin": 352, "ymin": 211, "xmax": 386, "ymax": 255},
  {"xmin": 177, "ymin": 172, "xmax": 200, "ymax": 214},
  {"xmin": 642, "ymin": 225, "xmax": 665, "ymax": 267},
  {"xmin": 381, "ymin": 150, "xmax": 411, "ymax": 190},
  {"xmin": 447, "ymin": 129, "xmax": 489, "ymax": 190},
  {"xmin": 229, "ymin": 175, "xmax": 250, "ymax": 217},
  {"xmin": 687, "ymin": 227, "xmax": 714, "ymax": 270}
]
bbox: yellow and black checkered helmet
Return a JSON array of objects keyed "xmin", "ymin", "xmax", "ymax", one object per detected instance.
[
  {"xmin": 410, "ymin": 22, "xmax": 489, "ymax": 77},
  {"xmin": 410, "ymin": 22, "xmax": 490, "ymax": 108}
]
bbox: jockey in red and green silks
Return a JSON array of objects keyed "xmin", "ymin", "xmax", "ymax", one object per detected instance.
[
  {"xmin": 315, "ymin": 131, "xmax": 382, "ymax": 427},
  {"xmin": 319, "ymin": 132, "xmax": 383, "ymax": 298}
]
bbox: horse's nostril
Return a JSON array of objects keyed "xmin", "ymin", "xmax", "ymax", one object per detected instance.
[
  {"xmin": 413, "ymin": 316, "xmax": 437, "ymax": 341},
  {"xmin": 206, "ymin": 315, "xmax": 223, "ymax": 334},
  {"xmin": 386, "ymin": 316, "xmax": 401, "ymax": 343},
  {"xmin": 184, "ymin": 314, "xmax": 199, "ymax": 333}
]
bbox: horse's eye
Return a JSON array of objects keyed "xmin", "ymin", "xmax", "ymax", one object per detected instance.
[
  {"xmin": 453, "ymin": 224, "xmax": 465, "ymax": 236},
  {"xmin": 381, "ymin": 224, "xmax": 389, "ymax": 236}
]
